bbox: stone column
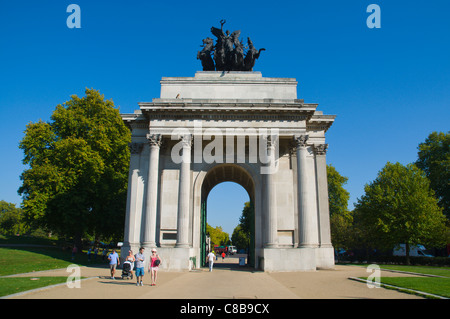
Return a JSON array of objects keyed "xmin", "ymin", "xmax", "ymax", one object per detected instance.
[
  {"xmin": 142, "ymin": 134, "xmax": 162, "ymax": 248},
  {"xmin": 295, "ymin": 135, "xmax": 319, "ymax": 248},
  {"xmin": 176, "ymin": 134, "xmax": 192, "ymax": 248},
  {"xmin": 264, "ymin": 136, "xmax": 278, "ymax": 248},
  {"xmin": 123, "ymin": 142, "xmax": 143, "ymax": 249},
  {"xmin": 314, "ymin": 144, "xmax": 332, "ymax": 248}
]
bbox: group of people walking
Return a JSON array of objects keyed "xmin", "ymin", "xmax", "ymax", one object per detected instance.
[
  {"xmin": 107, "ymin": 247, "xmax": 162, "ymax": 286},
  {"xmin": 106, "ymin": 247, "xmax": 230, "ymax": 282},
  {"xmin": 206, "ymin": 251, "xmax": 227, "ymax": 272}
]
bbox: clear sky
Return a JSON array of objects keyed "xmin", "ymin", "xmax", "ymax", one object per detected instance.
[{"xmin": 1, "ymin": 1, "xmax": 449, "ymax": 236}]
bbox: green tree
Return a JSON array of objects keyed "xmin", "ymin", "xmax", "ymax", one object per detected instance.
[
  {"xmin": 238, "ymin": 201, "xmax": 252, "ymax": 235},
  {"xmin": 206, "ymin": 223, "xmax": 230, "ymax": 247},
  {"xmin": 231, "ymin": 201, "xmax": 252, "ymax": 251},
  {"xmin": 327, "ymin": 165, "xmax": 350, "ymax": 217},
  {"xmin": 0, "ymin": 200, "xmax": 27, "ymax": 235},
  {"xmin": 18, "ymin": 89, "xmax": 131, "ymax": 248},
  {"xmin": 354, "ymin": 162, "xmax": 446, "ymax": 264},
  {"xmin": 416, "ymin": 131, "xmax": 450, "ymax": 218},
  {"xmin": 231, "ymin": 225, "xmax": 249, "ymax": 251},
  {"xmin": 327, "ymin": 165, "xmax": 353, "ymax": 250}
]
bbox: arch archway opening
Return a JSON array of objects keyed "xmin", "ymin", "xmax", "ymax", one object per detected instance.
[{"xmin": 200, "ymin": 164, "xmax": 256, "ymax": 269}]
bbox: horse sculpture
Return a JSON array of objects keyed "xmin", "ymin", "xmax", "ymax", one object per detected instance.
[
  {"xmin": 197, "ymin": 37, "xmax": 215, "ymax": 71},
  {"xmin": 198, "ymin": 20, "xmax": 265, "ymax": 72}
]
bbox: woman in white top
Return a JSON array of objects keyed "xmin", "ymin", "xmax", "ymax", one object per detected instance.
[{"xmin": 125, "ymin": 250, "xmax": 135, "ymax": 275}]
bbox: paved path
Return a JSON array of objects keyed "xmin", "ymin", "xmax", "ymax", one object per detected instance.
[{"xmin": 5, "ymin": 262, "xmax": 424, "ymax": 299}]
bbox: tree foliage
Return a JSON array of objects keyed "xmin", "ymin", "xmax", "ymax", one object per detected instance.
[
  {"xmin": 231, "ymin": 201, "xmax": 252, "ymax": 251},
  {"xmin": 353, "ymin": 162, "xmax": 446, "ymax": 263},
  {"xmin": 18, "ymin": 89, "xmax": 131, "ymax": 245},
  {"xmin": 206, "ymin": 223, "xmax": 230, "ymax": 247},
  {"xmin": 416, "ymin": 131, "xmax": 450, "ymax": 218},
  {"xmin": 231, "ymin": 225, "xmax": 249, "ymax": 251},
  {"xmin": 0, "ymin": 200, "xmax": 27, "ymax": 235},
  {"xmin": 327, "ymin": 164, "xmax": 350, "ymax": 217},
  {"xmin": 327, "ymin": 165, "xmax": 353, "ymax": 250}
]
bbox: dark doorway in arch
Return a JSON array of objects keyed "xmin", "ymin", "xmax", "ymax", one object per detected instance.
[{"xmin": 200, "ymin": 164, "xmax": 255, "ymax": 269}]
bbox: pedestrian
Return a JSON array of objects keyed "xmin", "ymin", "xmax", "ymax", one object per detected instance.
[
  {"xmin": 94, "ymin": 247, "xmax": 99, "ymax": 260},
  {"xmin": 71, "ymin": 246, "xmax": 77, "ymax": 260},
  {"xmin": 107, "ymin": 249, "xmax": 120, "ymax": 279},
  {"xmin": 134, "ymin": 247, "xmax": 145, "ymax": 286},
  {"xmin": 102, "ymin": 248, "xmax": 108, "ymax": 261},
  {"xmin": 207, "ymin": 250, "xmax": 215, "ymax": 272},
  {"xmin": 148, "ymin": 248, "xmax": 162, "ymax": 286},
  {"xmin": 87, "ymin": 247, "xmax": 92, "ymax": 262},
  {"xmin": 125, "ymin": 250, "xmax": 135, "ymax": 277},
  {"xmin": 221, "ymin": 252, "xmax": 225, "ymax": 262}
]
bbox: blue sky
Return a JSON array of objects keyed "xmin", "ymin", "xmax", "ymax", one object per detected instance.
[{"xmin": 0, "ymin": 1, "xmax": 449, "ymax": 236}]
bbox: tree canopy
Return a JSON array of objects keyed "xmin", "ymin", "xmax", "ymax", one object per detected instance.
[
  {"xmin": 231, "ymin": 201, "xmax": 252, "ymax": 250},
  {"xmin": 0, "ymin": 200, "xmax": 26, "ymax": 235},
  {"xmin": 327, "ymin": 165, "xmax": 353, "ymax": 250},
  {"xmin": 416, "ymin": 131, "xmax": 450, "ymax": 218},
  {"xmin": 206, "ymin": 223, "xmax": 230, "ymax": 247},
  {"xmin": 18, "ymin": 89, "xmax": 131, "ymax": 246},
  {"xmin": 353, "ymin": 162, "xmax": 446, "ymax": 263}
]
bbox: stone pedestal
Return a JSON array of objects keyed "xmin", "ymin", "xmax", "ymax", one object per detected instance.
[{"xmin": 262, "ymin": 248, "xmax": 316, "ymax": 272}]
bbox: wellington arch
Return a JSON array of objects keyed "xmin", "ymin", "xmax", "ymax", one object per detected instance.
[{"xmin": 120, "ymin": 70, "xmax": 336, "ymax": 272}]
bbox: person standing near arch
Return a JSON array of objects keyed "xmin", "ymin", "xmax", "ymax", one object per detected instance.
[
  {"xmin": 134, "ymin": 247, "xmax": 145, "ymax": 286},
  {"xmin": 149, "ymin": 248, "xmax": 162, "ymax": 286},
  {"xmin": 108, "ymin": 249, "xmax": 120, "ymax": 279},
  {"xmin": 207, "ymin": 250, "xmax": 215, "ymax": 272}
]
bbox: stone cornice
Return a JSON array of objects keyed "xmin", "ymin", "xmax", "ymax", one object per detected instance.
[
  {"xmin": 139, "ymin": 100, "xmax": 316, "ymax": 113},
  {"xmin": 138, "ymin": 100, "xmax": 319, "ymax": 123}
]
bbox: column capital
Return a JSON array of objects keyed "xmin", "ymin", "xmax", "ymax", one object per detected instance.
[
  {"xmin": 264, "ymin": 135, "xmax": 278, "ymax": 149},
  {"xmin": 128, "ymin": 142, "xmax": 144, "ymax": 154},
  {"xmin": 179, "ymin": 134, "xmax": 193, "ymax": 148},
  {"xmin": 313, "ymin": 144, "xmax": 328, "ymax": 155},
  {"xmin": 294, "ymin": 135, "xmax": 309, "ymax": 148},
  {"xmin": 146, "ymin": 134, "xmax": 162, "ymax": 147}
]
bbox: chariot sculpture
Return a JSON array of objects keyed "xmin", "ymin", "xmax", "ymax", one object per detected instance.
[{"xmin": 197, "ymin": 20, "xmax": 265, "ymax": 72}]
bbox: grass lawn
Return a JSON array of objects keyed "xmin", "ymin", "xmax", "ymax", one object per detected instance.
[
  {"xmin": 379, "ymin": 277, "xmax": 450, "ymax": 298},
  {"xmin": 0, "ymin": 236, "xmax": 117, "ymax": 297},
  {"xmin": 0, "ymin": 245, "xmax": 107, "ymax": 297},
  {"xmin": 0, "ymin": 247, "xmax": 91, "ymax": 276},
  {"xmin": 358, "ymin": 264, "xmax": 450, "ymax": 299},
  {"xmin": 376, "ymin": 264, "xmax": 450, "ymax": 277},
  {"xmin": 0, "ymin": 277, "xmax": 69, "ymax": 297}
]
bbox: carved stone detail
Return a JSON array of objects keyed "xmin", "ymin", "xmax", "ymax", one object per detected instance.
[
  {"xmin": 128, "ymin": 142, "xmax": 144, "ymax": 154},
  {"xmin": 294, "ymin": 135, "xmax": 309, "ymax": 148},
  {"xmin": 314, "ymin": 144, "xmax": 328, "ymax": 155},
  {"xmin": 146, "ymin": 134, "xmax": 162, "ymax": 147}
]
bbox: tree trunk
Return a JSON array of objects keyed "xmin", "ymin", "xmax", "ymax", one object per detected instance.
[
  {"xmin": 74, "ymin": 233, "xmax": 83, "ymax": 252},
  {"xmin": 405, "ymin": 242, "xmax": 410, "ymax": 265}
]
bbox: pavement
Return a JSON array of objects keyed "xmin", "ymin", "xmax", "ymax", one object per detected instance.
[{"xmin": 4, "ymin": 257, "xmax": 425, "ymax": 300}]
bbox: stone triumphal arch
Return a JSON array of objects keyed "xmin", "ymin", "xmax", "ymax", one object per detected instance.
[{"xmin": 121, "ymin": 71, "xmax": 335, "ymax": 271}]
